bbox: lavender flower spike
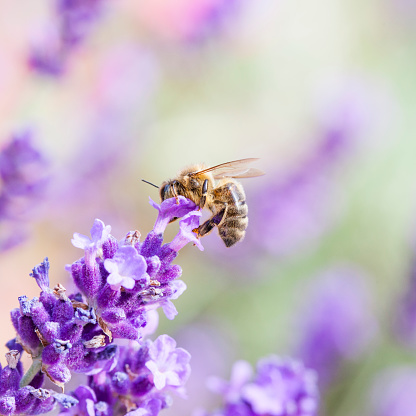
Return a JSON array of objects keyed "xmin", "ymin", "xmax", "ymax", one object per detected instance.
[
  {"xmin": 295, "ymin": 265, "xmax": 377, "ymax": 389},
  {"xmin": 203, "ymin": 355, "xmax": 319, "ymax": 416}
]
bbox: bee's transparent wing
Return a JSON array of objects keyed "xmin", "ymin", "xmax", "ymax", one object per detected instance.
[{"xmin": 189, "ymin": 158, "xmax": 265, "ymax": 179}]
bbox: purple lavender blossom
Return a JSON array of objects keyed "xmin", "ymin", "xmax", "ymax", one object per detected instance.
[
  {"xmin": 0, "ymin": 350, "xmax": 77, "ymax": 415},
  {"xmin": 0, "ymin": 131, "xmax": 49, "ymax": 251},
  {"xmin": 68, "ymin": 196, "xmax": 201, "ymax": 342},
  {"xmin": 132, "ymin": 0, "xmax": 240, "ymax": 45},
  {"xmin": 11, "ymin": 259, "xmax": 117, "ymax": 388},
  {"xmin": 104, "ymin": 246, "xmax": 148, "ymax": 290},
  {"xmin": 28, "ymin": 0, "xmax": 107, "ymax": 76},
  {"xmin": 4, "ymin": 195, "xmax": 200, "ymax": 415},
  {"xmin": 86, "ymin": 336, "xmax": 190, "ymax": 415},
  {"xmin": 72, "ymin": 219, "xmax": 112, "ymax": 254},
  {"xmin": 145, "ymin": 334, "xmax": 191, "ymax": 391},
  {"xmin": 294, "ymin": 266, "xmax": 377, "ymax": 389},
  {"xmin": 58, "ymin": 385, "xmax": 110, "ymax": 416},
  {"xmin": 202, "ymin": 355, "xmax": 319, "ymax": 416},
  {"xmin": 249, "ymin": 130, "xmax": 348, "ymax": 258}
]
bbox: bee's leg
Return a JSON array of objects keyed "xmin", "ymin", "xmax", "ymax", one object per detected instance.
[
  {"xmin": 199, "ymin": 179, "xmax": 209, "ymax": 209},
  {"xmin": 194, "ymin": 209, "xmax": 225, "ymax": 237}
]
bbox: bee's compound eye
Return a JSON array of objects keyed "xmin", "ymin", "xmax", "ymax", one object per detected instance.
[{"xmin": 160, "ymin": 183, "xmax": 170, "ymax": 201}]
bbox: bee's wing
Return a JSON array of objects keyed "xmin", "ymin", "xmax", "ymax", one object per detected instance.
[{"xmin": 189, "ymin": 158, "xmax": 265, "ymax": 179}]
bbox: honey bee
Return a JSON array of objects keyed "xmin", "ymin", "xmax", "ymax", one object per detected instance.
[{"xmin": 159, "ymin": 158, "xmax": 264, "ymax": 247}]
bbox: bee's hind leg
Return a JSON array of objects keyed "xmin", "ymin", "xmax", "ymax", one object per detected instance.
[{"xmin": 193, "ymin": 209, "xmax": 225, "ymax": 238}]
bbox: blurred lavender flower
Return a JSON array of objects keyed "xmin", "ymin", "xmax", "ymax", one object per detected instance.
[
  {"xmin": 199, "ymin": 355, "xmax": 319, "ymax": 416},
  {"xmin": 50, "ymin": 45, "xmax": 159, "ymax": 225},
  {"xmin": 370, "ymin": 367, "xmax": 416, "ymax": 416},
  {"xmin": 29, "ymin": 0, "xmax": 107, "ymax": 75},
  {"xmin": 294, "ymin": 266, "xmax": 377, "ymax": 389},
  {"xmin": 250, "ymin": 94, "xmax": 366, "ymax": 258},
  {"xmin": 0, "ymin": 131, "xmax": 49, "ymax": 251},
  {"xmin": 129, "ymin": 0, "xmax": 240, "ymax": 45},
  {"xmin": 206, "ymin": 78, "xmax": 392, "ymax": 267},
  {"xmin": 162, "ymin": 322, "xmax": 235, "ymax": 416}
]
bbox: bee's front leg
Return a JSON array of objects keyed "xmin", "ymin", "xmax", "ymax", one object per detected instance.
[{"xmin": 193, "ymin": 209, "xmax": 225, "ymax": 238}]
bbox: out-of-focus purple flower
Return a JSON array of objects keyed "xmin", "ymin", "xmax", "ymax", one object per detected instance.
[
  {"xmin": 0, "ymin": 132, "xmax": 48, "ymax": 199},
  {"xmin": 0, "ymin": 131, "xmax": 49, "ymax": 251},
  {"xmin": 74, "ymin": 337, "xmax": 191, "ymax": 416},
  {"xmin": 28, "ymin": 0, "xmax": 107, "ymax": 76},
  {"xmin": 202, "ymin": 355, "xmax": 319, "ymax": 416},
  {"xmin": 58, "ymin": 385, "xmax": 110, "ymax": 416},
  {"xmin": 370, "ymin": 367, "xmax": 416, "ymax": 416},
  {"xmin": 294, "ymin": 266, "xmax": 377, "ymax": 388},
  {"xmin": 207, "ymin": 360, "xmax": 252, "ymax": 404},
  {"xmin": 250, "ymin": 127, "xmax": 349, "ymax": 258},
  {"xmin": 128, "ymin": 0, "xmax": 240, "ymax": 44},
  {"xmin": 207, "ymin": 78, "xmax": 393, "ymax": 266}
]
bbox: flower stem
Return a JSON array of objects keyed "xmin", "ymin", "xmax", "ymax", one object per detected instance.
[{"xmin": 19, "ymin": 356, "xmax": 42, "ymax": 388}]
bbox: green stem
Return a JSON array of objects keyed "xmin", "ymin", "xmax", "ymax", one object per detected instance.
[{"xmin": 19, "ymin": 356, "xmax": 42, "ymax": 388}]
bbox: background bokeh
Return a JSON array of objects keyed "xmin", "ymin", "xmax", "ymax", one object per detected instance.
[{"xmin": 1, "ymin": 0, "xmax": 416, "ymax": 415}]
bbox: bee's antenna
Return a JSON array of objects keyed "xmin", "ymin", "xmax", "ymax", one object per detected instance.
[{"xmin": 141, "ymin": 179, "xmax": 159, "ymax": 189}]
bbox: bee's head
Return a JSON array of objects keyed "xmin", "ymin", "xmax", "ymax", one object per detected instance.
[{"xmin": 160, "ymin": 180, "xmax": 180, "ymax": 201}]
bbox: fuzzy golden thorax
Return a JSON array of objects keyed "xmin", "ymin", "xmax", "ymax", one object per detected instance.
[{"xmin": 159, "ymin": 164, "xmax": 214, "ymax": 208}]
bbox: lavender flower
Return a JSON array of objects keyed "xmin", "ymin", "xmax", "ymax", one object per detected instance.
[
  {"xmin": 294, "ymin": 266, "xmax": 377, "ymax": 388},
  {"xmin": 250, "ymin": 129, "xmax": 348, "ymax": 258},
  {"xmin": 28, "ymin": 0, "xmax": 107, "ymax": 76},
  {"xmin": 145, "ymin": 334, "xmax": 191, "ymax": 391},
  {"xmin": 68, "ymin": 196, "xmax": 202, "ymax": 342},
  {"xmin": 0, "ymin": 131, "xmax": 49, "ymax": 251},
  {"xmin": 72, "ymin": 218, "xmax": 112, "ymax": 254},
  {"xmin": 3, "ymin": 195, "xmax": 201, "ymax": 416},
  {"xmin": 201, "ymin": 355, "xmax": 319, "ymax": 416},
  {"xmin": 70, "ymin": 335, "xmax": 191, "ymax": 415},
  {"xmin": 0, "ymin": 350, "xmax": 76, "ymax": 415},
  {"xmin": 130, "ymin": 0, "xmax": 240, "ymax": 44}
]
